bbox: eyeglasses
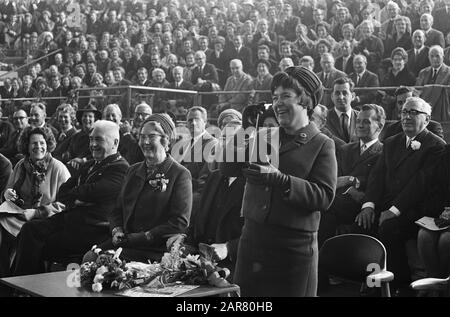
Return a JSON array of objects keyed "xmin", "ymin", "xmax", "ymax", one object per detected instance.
[
  {"xmin": 400, "ymin": 109, "xmax": 429, "ymax": 117},
  {"xmin": 139, "ymin": 133, "xmax": 164, "ymax": 140},
  {"xmin": 135, "ymin": 112, "xmax": 151, "ymax": 118},
  {"xmin": 13, "ymin": 116, "xmax": 27, "ymax": 120}
]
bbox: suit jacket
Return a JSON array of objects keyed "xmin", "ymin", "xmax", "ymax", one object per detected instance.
[
  {"xmin": 338, "ymin": 140, "xmax": 383, "ymax": 191},
  {"xmin": 109, "ymin": 156, "xmax": 192, "ymax": 252},
  {"xmin": 327, "ymin": 140, "xmax": 383, "ymax": 221},
  {"xmin": 325, "ymin": 108, "xmax": 359, "ymax": 143},
  {"xmin": 57, "ymin": 153, "xmax": 129, "ymax": 227},
  {"xmin": 354, "ymin": 35, "xmax": 384, "ymax": 72},
  {"xmin": 191, "ymin": 63, "xmax": 219, "ymax": 86},
  {"xmin": 380, "ymin": 120, "xmax": 445, "ymax": 142},
  {"xmin": 175, "ymin": 131, "xmax": 218, "ymax": 194},
  {"xmin": 416, "ymin": 64, "xmax": 450, "ymax": 120},
  {"xmin": 349, "ymin": 70, "xmax": 380, "ymax": 108},
  {"xmin": 424, "ymin": 28, "xmax": 445, "ymax": 48},
  {"xmin": 434, "ymin": 7, "xmax": 450, "ymax": 35},
  {"xmin": 407, "ymin": 46, "xmax": 430, "ymax": 77},
  {"xmin": 167, "ymin": 80, "xmax": 195, "ymax": 109},
  {"xmin": 396, "ymin": 145, "xmax": 450, "ymax": 219},
  {"xmin": 228, "ymin": 46, "xmax": 253, "ymax": 74},
  {"xmin": 335, "ymin": 55, "xmax": 355, "ymax": 75},
  {"xmin": 190, "ymin": 170, "xmax": 245, "ymax": 264},
  {"xmin": 364, "ymin": 129, "xmax": 446, "ymax": 220},
  {"xmin": 317, "ymin": 69, "xmax": 346, "ymax": 108}
]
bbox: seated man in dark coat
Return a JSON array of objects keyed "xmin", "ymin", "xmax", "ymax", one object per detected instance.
[
  {"xmin": 380, "ymin": 87, "xmax": 444, "ymax": 141},
  {"xmin": 319, "ymin": 104, "xmax": 385, "ymax": 247},
  {"xmin": 186, "ymin": 120, "xmax": 245, "ymax": 275},
  {"xmin": 356, "ymin": 97, "xmax": 446, "ymax": 295},
  {"xmin": 13, "ymin": 121, "xmax": 129, "ymax": 275}
]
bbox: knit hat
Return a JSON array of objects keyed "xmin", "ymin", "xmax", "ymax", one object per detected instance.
[
  {"xmin": 145, "ymin": 113, "xmax": 176, "ymax": 144},
  {"xmin": 284, "ymin": 66, "xmax": 324, "ymax": 107},
  {"xmin": 217, "ymin": 109, "xmax": 242, "ymax": 128}
]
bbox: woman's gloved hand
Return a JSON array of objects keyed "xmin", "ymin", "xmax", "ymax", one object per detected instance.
[{"xmin": 242, "ymin": 163, "xmax": 290, "ymax": 187}]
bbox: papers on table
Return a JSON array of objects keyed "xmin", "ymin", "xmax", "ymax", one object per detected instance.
[
  {"xmin": 415, "ymin": 216, "xmax": 450, "ymax": 231},
  {"xmin": 0, "ymin": 200, "xmax": 24, "ymax": 214},
  {"xmin": 117, "ymin": 284, "xmax": 199, "ymax": 297}
]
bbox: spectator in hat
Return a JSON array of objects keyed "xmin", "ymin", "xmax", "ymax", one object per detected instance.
[
  {"xmin": 217, "ymin": 109, "xmax": 243, "ymax": 130},
  {"xmin": 36, "ymin": 10, "xmax": 55, "ymax": 34},
  {"xmin": 97, "ymin": 114, "xmax": 192, "ymax": 263},
  {"xmin": 62, "ymin": 104, "xmax": 101, "ymax": 171},
  {"xmin": 222, "ymin": 66, "xmax": 336, "ymax": 296}
]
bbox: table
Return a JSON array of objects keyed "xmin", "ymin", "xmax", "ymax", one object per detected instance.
[{"xmin": 0, "ymin": 271, "xmax": 240, "ymax": 297}]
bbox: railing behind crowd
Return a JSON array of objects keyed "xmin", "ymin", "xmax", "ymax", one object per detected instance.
[{"xmin": 1, "ymin": 84, "xmax": 450, "ymax": 142}]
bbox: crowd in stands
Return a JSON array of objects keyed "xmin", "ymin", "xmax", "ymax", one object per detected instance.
[{"xmin": 1, "ymin": 0, "xmax": 450, "ymax": 297}]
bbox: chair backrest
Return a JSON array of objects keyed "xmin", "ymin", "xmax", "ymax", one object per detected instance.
[{"xmin": 319, "ymin": 234, "xmax": 387, "ymax": 282}]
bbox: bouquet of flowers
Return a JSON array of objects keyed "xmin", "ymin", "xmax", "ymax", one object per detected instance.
[
  {"xmin": 80, "ymin": 235, "xmax": 230, "ymax": 293},
  {"xmin": 152, "ymin": 234, "xmax": 231, "ymax": 288},
  {"xmin": 79, "ymin": 247, "xmax": 161, "ymax": 292}
]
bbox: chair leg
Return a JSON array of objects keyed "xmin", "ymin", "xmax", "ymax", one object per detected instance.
[{"xmin": 381, "ymin": 282, "xmax": 391, "ymax": 297}]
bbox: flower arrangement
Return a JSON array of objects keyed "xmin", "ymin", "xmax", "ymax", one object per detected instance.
[
  {"xmin": 79, "ymin": 247, "xmax": 157, "ymax": 292},
  {"xmin": 148, "ymin": 173, "xmax": 169, "ymax": 192},
  {"xmin": 79, "ymin": 235, "xmax": 230, "ymax": 293}
]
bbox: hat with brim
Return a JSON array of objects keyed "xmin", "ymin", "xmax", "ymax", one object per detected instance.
[
  {"xmin": 242, "ymin": 0, "xmax": 255, "ymax": 7},
  {"xmin": 76, "ymin": 103, "xmax": 102, "ymax": 124}
]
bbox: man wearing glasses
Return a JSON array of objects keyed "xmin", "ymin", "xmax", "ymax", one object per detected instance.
[
  {"xmin": 380, "ymin": 86, "xmax": 444, "ymax": 141},
  {"xmin": 120, "ymin": 102, "xmax": 152, "ymax": 165},
  {"xmin": 0, "ymin": 109, "xmax": 28, "ymax": 165},
  {"xmin": 356, "ymin": 96, "xmax": 446, "ymax": 296}
]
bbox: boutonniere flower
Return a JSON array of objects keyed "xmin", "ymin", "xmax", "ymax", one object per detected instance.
[
  {"xmin": 410, "ymin": 140, "xmax": 421, "ymax": 151},
  {"xmin": 148, "ymin": 173, "xmax": 169, "ymax": 192}
]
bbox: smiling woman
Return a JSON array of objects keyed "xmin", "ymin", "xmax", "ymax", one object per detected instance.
[
  {"xmin": 229, "ymin": 66, "xmax": 338, "ymax": 297},
  {"xmin": 0, "ymin": 127, "xmax": 70, "ymax": 277},
  {"xmin": 95, "ymin": 114, "xmax": 192, "ymax": 263}
]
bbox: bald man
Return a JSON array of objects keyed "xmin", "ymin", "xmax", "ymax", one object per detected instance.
[
  {"xmin": 14, "ymin": 121, "xmax": 130, "ymax": 276},
  {"xmin": 218, "ymin": 59, "xmax": 253, "ymax": 112}
]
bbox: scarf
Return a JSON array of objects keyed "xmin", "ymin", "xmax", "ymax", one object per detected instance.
[{"xmin": 13, "ymin": 153, "xmax": 52, "ymax": 208}]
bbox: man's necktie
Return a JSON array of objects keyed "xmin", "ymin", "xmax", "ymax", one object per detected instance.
[
  {"xmin": 356, "ymin": 74, "xmax": 360, "ymax": 86},
  {"xmin": 406, "ymin": 137, "xmax": 411, "ymax": 149},
  {"xmin": 341, "ymin": 113, "xmax": 350, "ymax": 142},
  {"xmin": 360, "ymin": 143, "xmax": 367, "ymax": 155},
  {"xmin": 432, "ymin": 68, "xmax": 438, "ymax": 83}
]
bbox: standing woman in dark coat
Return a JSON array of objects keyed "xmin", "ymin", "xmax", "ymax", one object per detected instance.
[
  {"xmin": 103, "ymin": 114, "xmax": 192, "ymax": 262},
  {"xmin": 230, "ymin": 66, "xmax": 337, "ymax": 297}
]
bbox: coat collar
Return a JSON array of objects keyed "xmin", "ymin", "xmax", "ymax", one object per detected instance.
[
  {"xmin": 135, "ymin": 154, "xmax": 175, "ymax": 180},
  {"xmin": 394, "ymin": 129, "xmax": 429, "ymax": 168},
  {"xmin": 279, "ymin": 122, "xmax": 321, "ymax": 155}
]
